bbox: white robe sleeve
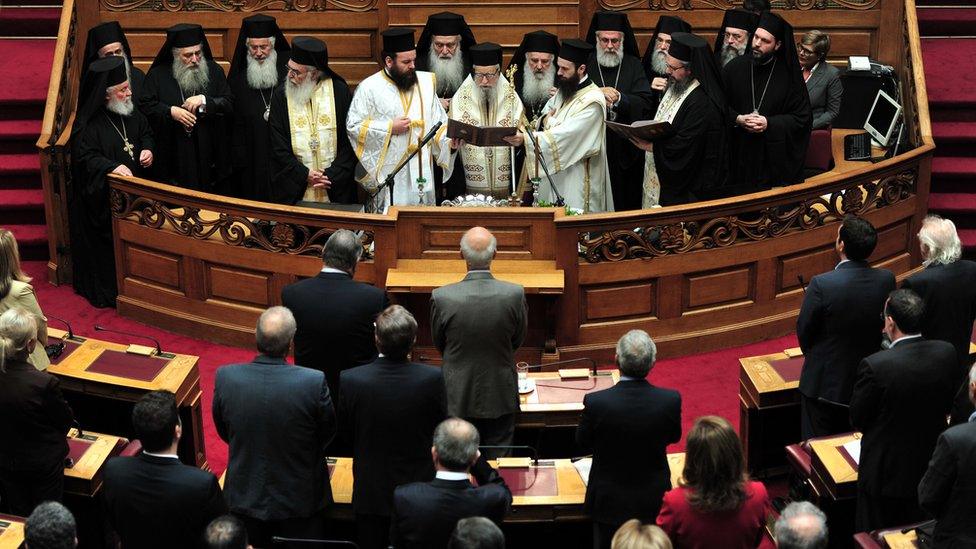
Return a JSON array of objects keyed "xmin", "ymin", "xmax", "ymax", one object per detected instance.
[
  {"xmin": 527, "ymin": 100, "xmax": 605, "ymax": 177},
  {"xmin": 346, "ymin": 84, "xmax": 401, "ymax": 187},
  {"xmin": 429, "ymin": 93, "xmax": 456, "ymax": 180}
]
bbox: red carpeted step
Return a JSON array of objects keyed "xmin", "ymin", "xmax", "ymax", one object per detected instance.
[
  {"xmin": 922, "ymin": 38, "xmax": 976, "ymax": 110},
  {"xmin": 0, "ymin": 119, "xmax": 41, "ymax": 154},
  {"xmin": 0, "ymin": 7, "xmax": 61, "ymax": 37},
  {"xmin": 932, "ymin": 156, "xmax": 976, "ymax": 179},
  {"xmin": 960, "ymin": 229, "xmax": 976, "ymax": 254},
  {"xmin": 4, "ymin": 224, "xmax": 47, "ymax": 260},
  {"xmin": 0, "ymin": 189, "xmax": 45, "ymax": 224},
  {"xmin": 917, "ymin": 0, "xmax": 976, "ymax": 6},
  {"xmin": 918, "ymin": 7, "xmax": 976, "ymax": 36},
  {"xmin": 0, "ymin": 152, "xmax": 41, "ymax": 189},
  {"xmin": 0, "ymin": 39, "xmax": 54, "ymax": 108},
  {"xmin": 929, "ymin": 192, "xmax": 976, "ymax": 212}
]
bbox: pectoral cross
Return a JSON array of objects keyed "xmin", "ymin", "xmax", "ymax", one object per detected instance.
[
  {"xmin": 122, "ymin": 139, "xmax": 134, "ymax": 161},
  {"xmin": 309, "ymin": 138, "xmax": 320, "ymax": 151}
]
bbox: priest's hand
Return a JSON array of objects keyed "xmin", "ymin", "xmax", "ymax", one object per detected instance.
[
  {"xmin": 629, "ymin": 137, "xmax": 653, "ymax": 152},
  {"xmin": 503, "ymin": 131, "xmax": 524, "ymax": 148},
  {"xmin": 450, "ymin": 138, "xmax": 465, "ymax": 150},
  {"xmin": 748, "ymin": 115, "xmax": 768, "ymax": 133},
  {"xmin": 112, "ymin": 164, "xmax": 133, "ymax": 177},
  {"xmin": 139, "ymin": 149, "xmax": 153, "ymax": 168},
  {"xmin": 440, "ymin": 97, "xmax": 451, "ymax": 110},
  {"xmin": 600, "ymin": 87, "xmax": 621, "ymax": 107},
  {"xmin": 307, "ymin": 170, "xmax": 331, "ymax": 189},
  {"xmin": 392, "ymin": 116, "xmax": 411, "ymax": 135},
  {"xmin": 651, "ymin": 77, "xmax": 667, "ymax": 91},
  {"xmin": 182, "ymin": 95, "xmax": 206, "ymax": 114},
  {"xmin": 171, "ymin": 106, "xmax": 197, "ymax": 130},
  {"xmin": 548, "ymin": 87, "xmax": 557, "ymax": 98}
]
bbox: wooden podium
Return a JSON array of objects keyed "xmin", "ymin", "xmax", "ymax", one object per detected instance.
[
  {"xmin": 0, "ymin": 515, "xmax": 24, "ymax": 549},
  {"xmin": 739, "ymin": 347, "xmax": 805, "ymax": 476},
  {"xmin": 518, "ymin": 370, "xmax": 620, "ymax": 428},
  {"xmin": 46, "ymin": 328, "xmax": 206, "ymax": 469},
  {"xmin": 63, "ymin": 428, "xmax": 131, "ymax": 497}
]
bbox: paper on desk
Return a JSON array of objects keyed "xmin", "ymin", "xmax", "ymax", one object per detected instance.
[
  {"xmin": 842, "ymin": 439, "xmax": 861, "ymax": 465},
  {"xmin": 573, "ymin": 457, "xmax": 592, "ymax": 486}
]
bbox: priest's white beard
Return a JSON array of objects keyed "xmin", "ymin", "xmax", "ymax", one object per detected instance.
[
  {"xmin": 106, "ymin": 95, "xmax": 134, "ymax": 117},
  {"xmin": 428, "ymin": 47, "xmax": 465, "ymax": 97},
  {"xmin": 721, "ymin": 42, "xmax": 745, "ymax": 66},
  {"xmin": 246, "ymin": 49, "xmax": 279, "ymax": 90},
  {"xmin": 596, "ymin": 45, "xmax": 622, "ymax": 68},
  {"xmin": 286, "ymin": 76, "xmax": 317, "ymax": 107},
  {"xmin": 472, "ymin": 84, "xmax": 497, "ymax": 112},
  {"xmin": 650, "ymin": 49, "xmax": 668, "ymax": 75},
  {"xmin": 521, "ymin": 62, "xmax": 555, "ymax": 109},
  {"xmin": 172, "ymin": 57, "xmax": 211, "ymax": 95}
]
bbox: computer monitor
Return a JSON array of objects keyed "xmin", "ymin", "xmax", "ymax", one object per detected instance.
[{"xmin": 863, "ymin": 89, "xmax": 902, "ymax": 147}]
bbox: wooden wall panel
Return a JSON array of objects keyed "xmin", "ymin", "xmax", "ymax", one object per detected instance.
[
  {"xmin": 683, "ymin": 265, "xmax": 754, "ymax": 312},
  {"xmin": 871, "ymin": 221, "xmax": 910, "ymax": 262},
  {"xmin": 206, "ymin": 264, "xmax": 272, "ymax": 307},
  {"xmin": 125, "ymin": 245, "xmax": 183, "ymax": 293},
  {"xmin": 582, "ymin": 282, "xmax": 656, "ymax": 322}
]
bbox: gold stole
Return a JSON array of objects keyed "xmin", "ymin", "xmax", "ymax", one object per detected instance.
[{"xmin": 288, "ymin": 78, "xmax": 338, "ymax": 203}]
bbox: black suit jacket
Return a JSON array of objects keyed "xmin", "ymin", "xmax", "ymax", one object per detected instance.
[
  {"xmin": 902, "ymin": 260, "xmax": 976, "ymax": 368},
  {"xmin": 281, "ymin": 271, "xmax": 390, "ymax": 399},
  {"xmin": 919, "ymin": 420, "xmax": 976, "ymax": 547},
  {"xmin": 0, "ymin": 359, "xmax": 73, "ymax": 472},
  {"xmin": 339, "ymin": 357, "xmax": 447, "ymax": 516},
  {"xmin": 391, "ymin": 458, "xmax": 511, "ymax": 549},
  {"xmin": 797, "ymin": 260, "xmax": 896, "ymax": 404},
  {"xmin": 103, "ymin": 453, "xmax": 227, "ymax": 549},
  {"xmin": 576, "ymin": 378, "xmax": 682, "ymax": 525},
  {"xmin": 850, "ymin": 338, "xmax": 958, "ymax": 498},
  {"xmin": 212, "ymin": 355, "xmax": 337, "ymax": 520}
]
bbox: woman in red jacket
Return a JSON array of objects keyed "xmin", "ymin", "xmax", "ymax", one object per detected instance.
[{"xmin": 656, "ymin": 416, "xmax": 773, "ymax": 549}]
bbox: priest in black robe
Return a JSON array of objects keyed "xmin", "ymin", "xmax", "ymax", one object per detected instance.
[
  {"xmin": 70, "ymin": 57, "xmax": 154, "ymax": 308},
  {"xmin": 82, "ymin": 22, "xmax": 146, "ymax": 104},
  {"xmin": 631, "ymin": 33, "xmax": 728, "ymax": 206},
  {"xmin": 714, "ymin": 9, "xmax": 759, "ymax": 69},
  {"xmin": 269, "ymin": 37, "xmax": 356, "ymax": 205},
  {"xmin": 415, "ymin": 12, "xmax": 476, "ymax": 203},
  {"xmin": 641, "ymin": 15, "xmax": 692, "ymax": 112},
  {"xmin": 227, "ymin": 14, "xmax": 289, "ymax": 202},
  {"xmin": 584, "ymin": 11, "xmax": 654, "ymax": 211},
  {"xmin": 722, "ymin": 11, "xmax": 811, "ymax": 192},
  {"xmin": 142, "ymin": 24, "xmax": 234, "ymax": 193}
]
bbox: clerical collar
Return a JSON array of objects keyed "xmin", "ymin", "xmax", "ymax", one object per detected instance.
[{"xmin": 436, "ymin": 470, "xmax": 470, "ymax": 481}]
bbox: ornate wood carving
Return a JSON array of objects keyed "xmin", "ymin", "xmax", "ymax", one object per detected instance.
[
  {"xmin": 52, "ymin": 4, "xmax": 77, "ymax": 144},
  {"xmin": 579, "ymin": 169, "xmax": 916, "ymax": 263},
  {"xmin": 99, "ymin": 0, "xmax": 377, "ymax": 12}
]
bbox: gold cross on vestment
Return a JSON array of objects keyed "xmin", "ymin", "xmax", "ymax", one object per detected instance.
[{"xmin": 122, "ymin": 139, "xmax": 134, "ymax": 161}]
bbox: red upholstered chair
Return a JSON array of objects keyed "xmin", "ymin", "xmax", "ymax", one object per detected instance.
[
  {"xmin": 853, "ymin": 532, "xmax": 882, "ymax": 548},
  {"xmin": 805, "ymin": 126, "xmax": 834, "ymax": 172},
  {"xmin": 854, "ymin": 520, "xmax": 935, "ymax": 548},
  {"xmin": 120, "ymin": 439, "xmax": 143, "ymax": 457},
  {"xmin": 785, "ymin": 442, "xmax": 813, "ymax": 479}
]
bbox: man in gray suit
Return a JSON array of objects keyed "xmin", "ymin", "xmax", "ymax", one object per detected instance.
[
  {"xmin": 212, "ymin": 306, "xmax": 336, "ymax": 548},
  {"xmin": 431, "ymin": 227, "xmax": 527, "ymax": 456}
]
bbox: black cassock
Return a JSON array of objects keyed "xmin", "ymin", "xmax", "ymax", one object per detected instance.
[
  {"xmin": 129, "ymin": 67, "xmax": 146, "ymax": 103},
  {"xmin": 722, "ymin": 55, "xmax": 811, "ymax": 191},
  {"xmin": 652, "ymin": 87, "xmax": 727, "ymax": 206},
  {"xmin": 70, "ymin": 109, "xmax": 153, "ymax": 307},
  {"xmin": 268, "ymin": 81, "xmax": 357, "ymax": 205},
  {"xmin": 141, "ymin": 63, "xmax": 233, "ymax": 192},
  {"xmin": 228, "ymin": 73, "xmax": 281, "ymax": 201},
  {"xmin": 586, "ymin": 53, "xmax": 654, "ymax": 211}
]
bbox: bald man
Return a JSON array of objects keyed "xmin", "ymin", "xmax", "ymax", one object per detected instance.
[{"xmin": 430, "ymin": 228, "xmax": 527, "ymax": 455}]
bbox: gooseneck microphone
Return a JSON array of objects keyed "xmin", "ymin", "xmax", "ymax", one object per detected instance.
[
  {"xmin": 94, "ymin": 325, "xmax": 174, "ymax": 359},
  {"xmin": 45, "ymin": 314, "xmax": 78, "ymax": 341},
  {"xmin": 271, "ymin": 537, "xmax": 358, "ymax": 546}
]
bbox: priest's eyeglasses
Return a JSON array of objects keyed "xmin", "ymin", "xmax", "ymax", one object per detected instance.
[{"xmin": 473, "ymin": 71, "xmax": 500, "ymax": 81}]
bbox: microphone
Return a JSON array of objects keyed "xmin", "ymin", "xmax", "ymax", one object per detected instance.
[
  {"xmin": 521, "ymin": 125, "xmax": 565, "ymax": 207},
  {"xmin": 271, "ymin": 536, "xmax": 358, "ymax": 546},
  {"xmin": 797, "ymin": 275, "xmax": 807, "ymax": 293},
  {"xmin": 527, "ymin": 357, "xmax": 598, "ymax": 378},
  {"xmin": 420, "ymin": 120, "xmax": 443, "ymax": 147},
  {"xmin": 45, "ymin": 314, "xmax": 80, "ymax": 341},
  {"xmin": 72, "ymin": 419, "xmax": 84, "ymax": 439},
  {"xmin": 478, "ymin": 444, "xmax": 539, "ymax": 465},
  {"xmin": 94, "ymin": 325, "xmax": 174, "ymax": 359},
  {"xmin": 371, "ymin": 121, "xmax": 445, "ymax": 204}
]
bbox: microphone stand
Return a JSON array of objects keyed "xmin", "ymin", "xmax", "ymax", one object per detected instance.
[
  {"xmin": 94, "ymin": 325, "xmax": 175, "ymax": 359},
  {"xmin": 369, "ymin": 121, "xmax": 443, "ymax": 207},
  {"xmin": 522, "ymin": 122, "xmax": 564, "ymax": 207}
]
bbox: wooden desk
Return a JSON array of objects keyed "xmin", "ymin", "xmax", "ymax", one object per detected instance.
[
  {"xmin": 808, "ymin": 432, "xmax": 860, "ymax": 501},
  {"xmin": 739, "ymin": 348, "xmax": 804, "ymax": 476},
  {"xmin": 518, "ymin": 371, "xmax": 619, "ymax": 428},
  {"xmin": 64, "ymin": 428, "xmax": 128, "ymax": 497},
  {"xmin": 0, "ymin": 515, "xmax": 24, "ymax": 549},
  {"xmin": 385, "ymin": 259, "xmax": 564, "ymax": 295},
  {"xmin": 46, "ymin": 328, "xmax": 207, "ymax": 469}
]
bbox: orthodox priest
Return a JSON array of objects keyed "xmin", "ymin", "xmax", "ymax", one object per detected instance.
[
  {"xmin": 508, "ymin": 30, "xmax": 560, "ymax": 124},
  {"xmin": 641, "ymin": 16, "xmax": 692, "ymax": 111},
  {"xmin": 584, "ymin": 11, "xmax": 654, "ymax": 211},
  {"xmin": 347, "ymin": 28, "xmax": 457, "ymax": 210},
  {"xmin": 142, "ymin": 23, "xmax": 234, "ymax": 192},
  {"xmin": 631, "ymin": 33, "xmax": 727, "ymax": 207},
  {"xmin": 82, "ymin": 22, "xmax": 145, "ymax": 102},
  {"xmin": 505, "ymin": 39, "xmax": 612, "ymax": 213},
  {"xmin": 70, "ymin": 57, "xmax": 153, "ymax": 308},
  {"xmin": 715, "ymin": 9, "xmax": 760, "ymax": 68},
  {"xmin": 449, "ymin": 43, "xmax": 525, "ymax": 199},
  {"xmin": 227, "ymin": 14, "xmax": 289, "ymax": 202},
  {"xmin": 270, "ymin": 37, "xmax": 356, "ymax": 205},
  {"xmin": 723, "ymin": 12, "xmax": 811, "ymax": 191}
]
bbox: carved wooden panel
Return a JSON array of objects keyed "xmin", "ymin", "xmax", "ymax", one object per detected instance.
[
  {"xmin": 684, "ymin": 265, "xmax": 754, "ymax": 311},
  {"xmin": 206, "ymin": 264, "xmax": 272, "ymax": 307},
  {"xmin": 125, "ymin": 245, "xmax": 184, "ymax": 292},
  {"xmin": 777, "ymin": 245, "xmax": 836, "ymax": 294},
  {"xmin": 582, "ymin": 281, "xmax": 656, "ymax": 322}
]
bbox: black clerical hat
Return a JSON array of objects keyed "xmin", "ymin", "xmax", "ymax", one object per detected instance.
[
  {"xmin": 469, "ymin": 43, "xmax": 502, "ymax": 67},
  {"xmin": 585, "ymin": 11, "xmax": 639, "ymax": 58},
  {"xmin": 668, "ymin": 33, "xmax": 728, "ymax": 125},
  {"xmin": 98, "ymin": 56, "xmax": 128, "ymax": 88},
  {"xmin": 521, "ymin": 31, "xmax": 559, "ymax": 55},
  {"xmin": 643, "ymin": 15, "xmax": 692, "ymax": 78},
  {"xmin": 423, "ymin": 12, "xmax": 467, "ymax": 36},
  {"xmin": 82, "ymin": 22, "xmax": 134, "ymax": 79},
  {"xmin": 723, "ymin": 8, "xmax": 760, "ymax": 33},
  {"xmin": 757, "ymin": 11, "xmax": 787, "ymax": 42},
  {"xmin": 382, "ymin": 28, "xmax": 415, "ymax": 54},
  {"xmin": 559, "ymin": 39, "xmax": 593, "ymax": 65},
  {"xmin": 668, "ymin": 36, "xmax": 693, "ymax": 63},
  {"xmin": 291, "ymin": 36, "xmax": 330, "ymax": 72},
  {"xmin": 169, "ymin": 23, "xmax": 205, "ymax": 48},
  {"xmin": 241, "ymin": 14, "xmax": 278, "ymax": 39},
  {"xmin": 228, "ymin": 14, "xmax": 290, "ymax": 82},
  {"xmin": 73, "ymin": 56, "xmax": 129, "ymax": 139}
]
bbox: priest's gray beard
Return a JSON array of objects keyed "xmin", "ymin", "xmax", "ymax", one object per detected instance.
[
  {"xmin": 172, "ymin": 57, "xmax": 211, "ymax": 95},
  {"xmin": 650, "ymin": 49, "xmax": 668, "ymax": 75},
  {"xmin": 471, "ymin": 84, "xmax": 497, "ymax": 112},
  {"xmin": 665, "ymin": 76, "xmax": 692, "ymax": 97},
  {"xmin": 596, "ymin": 45, "xmax": 622, "ymax": 68},
  {"xmin": 521, "ymin": 62, "xmax": 555, "ymax": 109},
  {"xmin": 721, "ymin": 43, "xmax": 745, "ymax": 67},
  {"xmin": 106, "ymin": 95, "xmax": 134, "ymax": 117},
  {"xmin": 428, "ymin": 47, "xmax": 465, "ymax": 97},
  {"xmin": 246, "ymin": 49, "xmax": 279, "ymax": 90},
  {"xmin": 286, "ymin": 76, "xmax": 317, "ymax": 107}
]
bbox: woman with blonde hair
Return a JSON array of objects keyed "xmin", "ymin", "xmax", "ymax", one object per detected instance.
[
  {"xmin": 612, "ymin": 519, "xmax": 672, "ymax": 549},
  {"xmin": 656, "ymin": 416, "xmax": 772, "ymax": 548},
  {"xmin": 0, "ymin": 228, "xmax": 48, "ymax": 369}
]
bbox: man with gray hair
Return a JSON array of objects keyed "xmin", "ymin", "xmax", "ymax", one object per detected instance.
[
  {"xmin": 212, "ymin": 306, "xmax": 337, "ymax": 547},
  {"xmin": 448, "ymin": 517, "xmax": 506, "ymax": 549},
  {"xmin": 577, "ymin": 329, "xmax": 681, "ymax": 549},
  {"xmin": 25, "ymin": 501, "xmax": 77, "ymax": 549},
  {"xmin": 391, "ymin": 418, "xmax": 511, "ymax": 549},
  {"xmin": 431, "ymin": 227, "xmax": 527, "ymax": 456},
  {"xmin": 773, "ymin": 501, "xmax": 828, "ymax": 549},
  {"xmin": 282, "ymin": 229, "xmax": 389, "ymax": 411}
]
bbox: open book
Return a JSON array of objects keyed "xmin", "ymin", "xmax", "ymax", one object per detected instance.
[
  {"xmin": 447, "ymin": 119, "xmax": 518, "ymax": 147},
  {"xmin": 605, "ymin": 119, "xmax": 672, "ymax": 141}
]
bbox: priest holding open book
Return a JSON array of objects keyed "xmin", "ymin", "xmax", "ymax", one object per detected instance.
[{"xmin": 448, "ymin": 43, "xmax": 524, "ymax": 199}]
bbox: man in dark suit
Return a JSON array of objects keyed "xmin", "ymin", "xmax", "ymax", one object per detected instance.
[
  {"xmin": 850, "ymin": 289, "xmax": 959, "ymax": 532},
  {"xmin": 576, "ymin": 329, "xmax": 682, "ymax": 549},
  {"xmin": 797, "ymin": 215, "xmax": 896, "ymax": 439},
  {"xmin": 103, "ymin": 390, "xmax": 227, "ymax": 548},
  {"xmin": 391, "ymin": 418, "xmax": 511, "ymax": 549},
  {"xmin": 431, "ymin": 227, "xmax": 527, "ymax": 455},
  {"xmin": 919, "ymin": 361, "xmax": 976, "ymax": 546},
  {"xmin": 281, "ymin": 229, "xmax": 390, "ymax": 404},
  {"xmin": 212, "ymin": 306, "xmax": 337, "ymax": 548},
  {"xmin": 339, "ymin": 305, "xmax": 447, "ymax": 549}
]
